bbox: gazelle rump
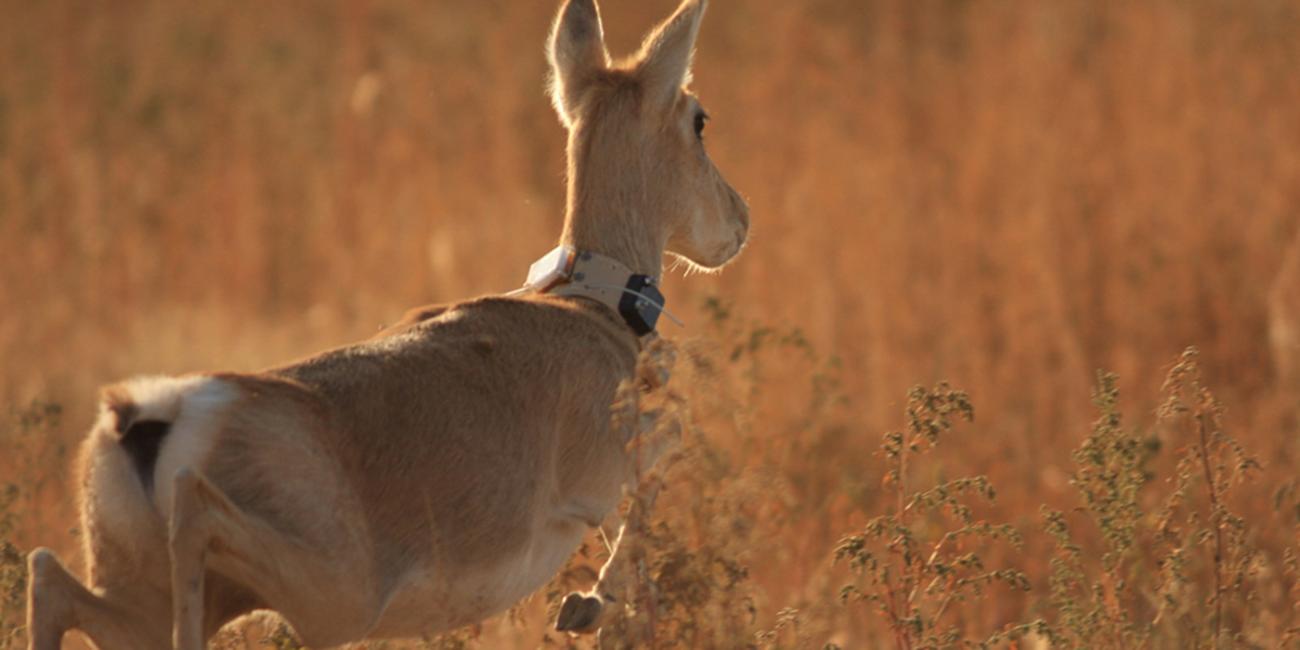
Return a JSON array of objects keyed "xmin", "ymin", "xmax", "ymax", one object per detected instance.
[{"xmin": 24, "ymin": 0, "xmax": 746, "ymax": 649}]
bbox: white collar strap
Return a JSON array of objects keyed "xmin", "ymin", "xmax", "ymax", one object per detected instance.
[{"xmin": 521, "ymin": 246, "xmax": 669, "ymax": 336}]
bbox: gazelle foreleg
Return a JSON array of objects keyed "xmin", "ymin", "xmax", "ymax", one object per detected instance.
[
  {"xmin": 554, "ymin": 338, "xmax": 682, "ymax": 636},
  {"xmin": 554, "ymin": 413, "xmax": 678, "ymax": 635},
  {"xmin": 554, "ymin": 477, "xmax": 664, "ymax": 636}
]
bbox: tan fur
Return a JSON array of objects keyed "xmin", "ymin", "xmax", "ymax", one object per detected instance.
[{"xmin": 25, "ymin": 1, "xmax": 746, "ymax": 648}]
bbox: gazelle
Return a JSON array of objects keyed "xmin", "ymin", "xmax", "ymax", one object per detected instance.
[{"xmin": 24, "ymin": 0, "xmax": 748, "ymax": 647}]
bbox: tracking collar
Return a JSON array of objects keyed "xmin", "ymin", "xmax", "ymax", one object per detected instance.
[{"xmin": 522, "ymin": 246, "xmax": 667, "ymax": 336}]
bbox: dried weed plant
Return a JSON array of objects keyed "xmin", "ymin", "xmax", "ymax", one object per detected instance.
[
  {"xmin": 1040, "ymin": 348, "xmax": 1287, "ymax": 649},
  {"xmin": 0, "ymin": 403, "xmax": 65, "ymax": 650},
  {"xmin": 1285, "ymin": 526, "xmax": 1300, "ymax": 646},
  {"xmin": 1151, "ymin": 348, "xmax": 1263, "ymax": 647},
  {"xmin": 0, "ymin": 483, "xmax": 24, "ymax": 650},
  {"xmin": 1039, "ymin": 372, "xmax": 1152, "ymax": 648},
  {"xmin": 831, "ymin": 384, "xmax": 1037, "ymax": 650}
]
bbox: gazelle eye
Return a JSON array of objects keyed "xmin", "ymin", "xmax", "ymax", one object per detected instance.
[{"xmin": 694, "ymin": 111, "xmax": 708, "ymax": 139}]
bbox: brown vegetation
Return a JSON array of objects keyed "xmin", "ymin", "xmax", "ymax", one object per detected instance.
[{"xmin": 2, "ymin": 0, "xmax": 1298, "ymax": 647}]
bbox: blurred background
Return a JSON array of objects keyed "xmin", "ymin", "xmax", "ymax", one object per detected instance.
[{"xmin": 2, "ymin": 0, "xmax": 1298, "ymax": 647}]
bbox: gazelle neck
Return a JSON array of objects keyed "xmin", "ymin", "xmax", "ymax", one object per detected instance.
[
  {"xmin": 559, "ymin": 211, "xmax": 665, "ymax": 283},
  {"xmin": 558, "ymin": 114, "xmax": 667, "ymax": 281}
]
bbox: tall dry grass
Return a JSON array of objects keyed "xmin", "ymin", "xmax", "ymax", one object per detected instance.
[{"xmin": 2, "ymin": 0, "xmax": 1299, "ymax": 647}]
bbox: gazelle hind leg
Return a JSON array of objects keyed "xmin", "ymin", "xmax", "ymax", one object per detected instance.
[
  {"xmin": 167, "ymin": 467, "xmax": 381, "ymax": 650},
  {"xmin": 27, "ymin": 548, "xmax": 168, "ymax": 650}
]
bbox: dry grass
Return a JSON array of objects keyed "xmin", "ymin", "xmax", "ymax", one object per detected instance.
[{"xmin": 2, "ymin": 0, "xmax": 1299, "ymax": 647}]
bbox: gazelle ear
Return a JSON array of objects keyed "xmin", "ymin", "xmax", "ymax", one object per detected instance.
[
  {"xmin": 635, "ymin": 0, "xmax": 707, "ymax": 112},
  {"xmin": 548, "ymin": 0, "xmax": 610, "ymax": 127}
]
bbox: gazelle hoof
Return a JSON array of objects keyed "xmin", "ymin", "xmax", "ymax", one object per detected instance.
[{"xmin": 555, "ymin": 592, "xmax": 603, "ymax": 633}]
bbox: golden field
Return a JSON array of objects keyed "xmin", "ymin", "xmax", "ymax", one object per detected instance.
[{"xmin": 2, "ymin": 0, "xmax": 1299, "ymax": 647}]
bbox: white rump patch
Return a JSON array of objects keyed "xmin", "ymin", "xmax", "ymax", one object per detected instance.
[{"xmin": 112, "ymin": 375, "xmax": 239, "ymax": 516}]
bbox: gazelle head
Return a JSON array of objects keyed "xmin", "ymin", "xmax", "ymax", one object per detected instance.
[{"xmin": 549, "ymin": 0, "xmax": 749, "ymax": 276}]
